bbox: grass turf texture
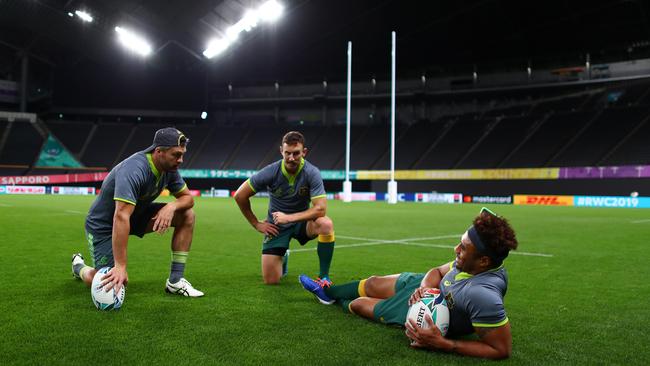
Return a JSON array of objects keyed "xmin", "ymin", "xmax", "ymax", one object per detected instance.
[{"xmin": 0, "ymin": 195, "xmax": 648, "ymax": 365}]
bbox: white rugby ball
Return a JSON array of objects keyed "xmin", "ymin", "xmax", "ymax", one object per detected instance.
[
  {"xmin": 91, "ymin": 267, "xmax": 125, "ymax": 310},
  {"xmin": 407, "ymin": 288, "xmax": 450, "ymax": 336}
]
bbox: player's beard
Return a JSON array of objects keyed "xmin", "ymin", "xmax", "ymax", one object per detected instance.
[{"xmin": 284, "ymin": 159, "xmax": 298, "ymax": 172}]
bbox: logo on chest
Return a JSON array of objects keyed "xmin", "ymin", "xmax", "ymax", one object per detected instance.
[
  {"xmin": 445, "ymin": 292, "xmax": 455, "ymax": 310},
  {"xmin": 298, "ymin": 186, "xmax": 309, "ymax": 197}
]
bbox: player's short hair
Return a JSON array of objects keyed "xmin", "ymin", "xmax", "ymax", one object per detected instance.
[
  {"xmin": 282, "ymin": 131, "xmax": 305, "ymax": 147},
  {"xmin": 472, "ymin": 210, "xmax": 518, "ymax": 267}
]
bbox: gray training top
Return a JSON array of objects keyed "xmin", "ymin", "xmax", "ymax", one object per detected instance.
[
  {"xmin": 439, "ymin": 261, "xmax": 509, "ymax": 337},
  {"xmin": 85, "ymin": 151, "xmax": 187, "ymax": 235},
  {"xmin": 247, "ymin": 158, "xmax": 326, "ymax": 229}
]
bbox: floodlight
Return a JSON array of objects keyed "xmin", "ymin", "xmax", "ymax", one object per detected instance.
[
  {"xmin": 67, "ymin": 12, "xmax": 74, "ymax": 17},
  {"xmin": 115, "ymin": 26, "xmax": 152, "ymax": 57},
  {"xmin": 258, "ymin": 0, "xmax": 283, "ymax": 22},
  {"xmin": 75, "ymin": 10, "xmax": 93, "ymax": 23},
  {"xmin": 202, "ymin": 1, "xmax": 283, "ymax": 59},
  {"xmin": 201, "ymin": 111, "xmax": 208, "ymax": 120},
  {"xmin": 203, "ymin": 38, "xmax": 230, "ymax": 59},
  {"xmin": 241, "ymin": 10, "xmax": 259, "ymax": 31}
]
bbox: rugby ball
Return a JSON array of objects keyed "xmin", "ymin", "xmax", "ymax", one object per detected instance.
[
  {"xmin": 91, "ymin": 267, "xmax": 125, "ymax": 310},
  {"xmin": 407, "ymin": 288, "xmax": 449, "ymax": 336}
]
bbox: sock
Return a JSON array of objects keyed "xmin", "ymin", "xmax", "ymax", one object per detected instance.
[
  {"xmin": 282, "ymin": 250, "xmax": 290, "ymax": 276},
  {"xmin": 75, "ymin": 264, "xmax": 92, "ymax": 280},
  {"xmin": 324, "ymin": 279, "xmax": 365, "ymax": 300},
  {"xmin": 170, "ymin": 251, "xmax": 188, "ymax": 283},
  {"xmin": 317, "ymin": 233, "xmax": 335, "ymax": 279},
  {"xmin": 340, "ymin": 299, "xmax": 354, "ymax": 314}
]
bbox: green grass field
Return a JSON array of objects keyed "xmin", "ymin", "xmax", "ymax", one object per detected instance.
[{"xmin": 1, "ymin": 195, "xmax": 649, "ymax": 365}]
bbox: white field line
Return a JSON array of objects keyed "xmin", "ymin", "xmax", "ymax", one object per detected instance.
[
  {"xmin": 0, "ymin": 203, "xmax": 12, "ymax": 207},
  {"xmin": 337, "ymin": 234, "xmax": 459, "ymax": 242},
  {"xmin": 292, "ymin": 234, "xmax": 553, "ymax": 257},
  {"xmin": 631, "ymin": 219, "xmax": 650, "ymax": 224},
  {"xmin": 65, "ymin": 210, "xmax": 86, "ymax": 215}
]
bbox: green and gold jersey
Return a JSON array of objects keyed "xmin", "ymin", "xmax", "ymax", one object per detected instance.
[
  {"xmin": 85, "ymin": 151, "xmax": 186, "ymax": 235},
  {"xmin": 439, "ymin": 261, "xmax": 509, "ymax": 337},
  {"xmin": 247, "ymin": 158, "xmax": 326, "ymax": 229}
]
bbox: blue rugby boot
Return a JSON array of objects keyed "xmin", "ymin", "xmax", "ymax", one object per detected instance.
[{"xmin": 299, "ymin": 274, "xmax": 334, "ymax": 305}]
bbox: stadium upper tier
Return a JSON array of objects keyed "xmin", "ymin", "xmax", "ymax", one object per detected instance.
[{"xmin": 1, "ymin": 80, "xmax": 650, "ymax": 175}]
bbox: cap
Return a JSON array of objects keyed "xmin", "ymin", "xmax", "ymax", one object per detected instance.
[{"xmin": 145, "ymin": 127, "xmax": 189, "ymax": 152}]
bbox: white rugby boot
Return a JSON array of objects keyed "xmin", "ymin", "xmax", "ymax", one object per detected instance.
[{"xmin": 165, "ymin": 278, "xmax": 204, "ymax": 297}]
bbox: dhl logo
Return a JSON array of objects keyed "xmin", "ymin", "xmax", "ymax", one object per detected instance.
[{"xmin": 514, "ymin": 195, "xmax": 574, "ymax": 206}]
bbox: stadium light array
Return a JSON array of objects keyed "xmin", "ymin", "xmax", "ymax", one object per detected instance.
[
  {"xmin": 74, "ymin": 10, "xmax": 94, "ymax": 23},
  {"xmin": 115, "ymin": 26, "xmax": 152, "ymax": 57},
  {"xmin": 203, "ymin": 0, "xmax": 284, "ymax": 59}
]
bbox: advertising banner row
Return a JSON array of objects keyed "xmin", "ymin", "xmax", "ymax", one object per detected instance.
[
  {"xmin": 1, "ymin": 185, "xmax": 648, "ymax": 209},
  {"xmin": 177, "ymin": 165, "xmax": 650, "ymax": 180},
  {"xmin": 2, "ymin": 165, "xmax": 650, "ymax": 185},
  {"xmin": 513, "ymin": 195, "xmax": 650, "ymax": 208},
  {"xmin": 0, "ymin": 185, "xmax": 95, "ymax": 195}
]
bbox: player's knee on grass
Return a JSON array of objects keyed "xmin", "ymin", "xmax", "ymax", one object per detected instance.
[
  {"xmin": 261, "ymin": 254, "xmax": 283, "ymax": 285},
  {"xmin": 82, "ymin": 268, "xmax": 97, "ymax": 286},
  {"xmin": 263, "ymin": 269, "xmax": 282, "ymax": 285}
]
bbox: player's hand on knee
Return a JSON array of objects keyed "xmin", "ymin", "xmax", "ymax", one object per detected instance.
[
  {"xmin": 152, "ymin": 204, "xmax": 175, "ymax": 234},
  {"xmin": 255, "ymin": 220, "xmax": 279, "ymax": 237}
]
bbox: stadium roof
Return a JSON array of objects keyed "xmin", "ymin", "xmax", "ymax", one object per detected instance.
[{"xmin": 1, "ymin": 0, "xmax": 649, "ymax": 108}]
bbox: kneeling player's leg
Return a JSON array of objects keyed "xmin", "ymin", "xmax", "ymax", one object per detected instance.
[
  {"xmin": 74, "ymin": 231, "xmax": 113, "ymax": 287},
  {"xmin": 306, "ymin": 216, "xmax": 335, "ymax": 279},
  {"xmin": 73, "ymin": 255, "xmax": 96, "ymax": 287},
  {"xmin": 261, "ymin": 228, "xmax": 292, "ymax": 285},
  {"xmin": 261, "ymin": 253, "xmax": 284, "ymax": 285}
]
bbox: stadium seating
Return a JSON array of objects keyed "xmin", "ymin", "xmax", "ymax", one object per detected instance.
[
  {"xmin": 500, "ymin": 111, "xmax": 597, "ymax": 168},
  {"xmin": 547, "ymin": 107, "xmax": 649, "ymax": 167},
  {"xmin": 222, "ymin": 126, "xmax": 278, "ymax": 169},
  {"xmin": 190, "ymin": 126, "xmax": 246, "ymax": 169},
  {"xmin": 46, "ymin": 120, "xmax": 93, "ymax": 156},
  {"xmin": 456, "ymin": 116, "xmax": 535, "ymax": 169},
  {"xmin": 80, "ymin": 123, "xmax": 133, "ymax": 168},
  {"xmin": 305, "ymin": 125, "xmax": 346, "ymax": 169},
  {"xmin": 0, "ymin": 121, "xmax": 44, "ymax": 166},
  {"xmin": 413, "ymin": 114, "xmax": 487, "ymax": 169},
  {"xmin": 4, "ymin": 80, "xmax": 650, "ymax": 176},
  {"xmin": 600, "ymin": 111, "xmax": 650, "ymax": 165}
]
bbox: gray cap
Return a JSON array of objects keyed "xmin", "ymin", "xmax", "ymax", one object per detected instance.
[{"xmin": 145, "ymin": 127, "xmax": 189, "ymax": 152}]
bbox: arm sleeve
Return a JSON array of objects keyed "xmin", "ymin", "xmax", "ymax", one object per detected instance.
[
  {"xmin": 466, "ymin": 286, "xmax": 508, "ymax": 328},
  {"xmin": 114, "ymin": 167, "xmax": 144, "ymax": 205},
  {"xmin": 308, "ymin": 167, "xmax": 326, "ymax": 199},
  {"xmin": 248, "ymin": 164, "xmax": 275, "ymax": 193},
  {"xmin": 166, "ymin": 171, "xmax": 187, "ymax": 194}
]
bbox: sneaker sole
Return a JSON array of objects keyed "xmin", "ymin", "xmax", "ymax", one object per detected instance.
[
  {"xmin": 165, "ymin": 287, "xmax": 204, "ymax": 297},
  {"xmin": 314, "ymin": 295, "xmax": 335, "ymax": 305}
]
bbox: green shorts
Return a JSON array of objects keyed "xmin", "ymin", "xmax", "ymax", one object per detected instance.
[
  {"xmin": 261, "ymin": 221, "xmax": 313, "ymax": 256},
  {"xmin": 373, "ymin": 272, "xmax": 425, "ymax": 325},
  {"xmin": 84, "ymin": 202, "xmax": 165, "ymax": 268}
]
